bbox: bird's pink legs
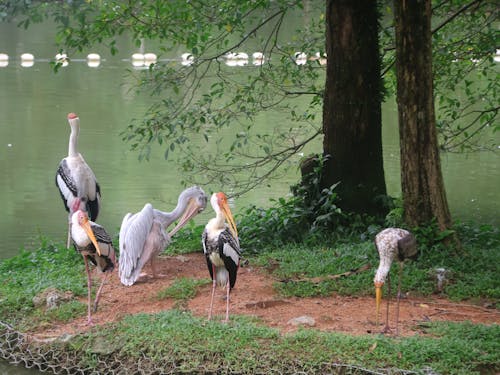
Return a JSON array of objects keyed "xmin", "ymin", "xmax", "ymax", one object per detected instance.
[
  {"xmin": 395, "ymin": 262, "xmax": 404, "ymax": 336},
  {"xmin": 208, "ymin": 265, "xmax": 217, "ymax": 320},
  {"xmin": 92, "ymin": 271, "xmax": 110, "ymax": 313},
  {"xmin": 382, "ymin": 273, "xmax": 392, "ymax": 334},
  {"xmin": 83, "ymin": 256, "xmax": 94, "ymax": 325},
  {"xmin": 223, "ymin": 282, "xmax": 230, "ymax": 323}
]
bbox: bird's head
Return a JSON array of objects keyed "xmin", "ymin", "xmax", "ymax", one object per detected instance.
[
  {"xmin": 213, "ymin": 192, "xmax": 238, "ymax": 239},
  {"xmin": 168, "ymin": 186, "xmax": 208, "ymax": 237},
  {"xmin": 67, "ymin": 112, "xmax": 80, "ymax": 132},
  {"xmin": 73, "ymin": 209, "xmax": 101, "ymax": 256}
]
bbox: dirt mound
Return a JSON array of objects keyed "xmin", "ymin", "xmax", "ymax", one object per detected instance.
[{"xmin": 32, "ymin": 253, "xmax": 499, "ymax": 338}]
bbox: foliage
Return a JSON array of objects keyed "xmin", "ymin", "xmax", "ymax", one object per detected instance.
[
  {"xmin": 65, "ymin": 310, "xmax": 499, "ymax": 374},
  {"xmin": 166, "ymin": 222, "xmax": 205, "ymax": 255},
  {"xmin": 380, "ymin": 0, "xmax": 499, "ymax": 153},
  {"xmin": 0, "ymin": 236, "xmax": 87, "ymax": 328},
  {"xmin": 3, "ymin": 0, "xmax": 496, "ymax": 195}
]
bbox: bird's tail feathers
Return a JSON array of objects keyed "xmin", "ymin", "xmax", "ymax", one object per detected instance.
[{"xmin": 215, "ymin": 267, "xmax": 229, "ymax": 288}]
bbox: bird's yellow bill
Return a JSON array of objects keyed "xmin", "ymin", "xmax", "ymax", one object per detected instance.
[
  {"xmin": 220, "ymin": 200, "xmax": 238, "ymax": 239},
  {"xmin": 168, "ymin": 198, "xmax": 203, "ymax": 237},
  {"xmin": 375, "ymin": 284, "xmax": 382, "ymax": 324},
  {"xmin": 81, "ymin": 217, "xmax": 102, "ymax": 256}
]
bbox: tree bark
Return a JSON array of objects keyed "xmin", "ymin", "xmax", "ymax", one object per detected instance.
[
  {"xmin": 393, "ymin": 0, "xmax": 453, "ymax": 231},
  {"xmin": 322, "ymin": 0, "xmax": 387, "ymax": 216}
]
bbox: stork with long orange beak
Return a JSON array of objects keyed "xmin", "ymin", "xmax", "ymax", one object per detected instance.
[
  {"xmin": 374, "ymin": 228, "xmax": 418, "ymax": 335},
  {"xmin": 70, "ymin": 202, "xmax": 115, "ymax": 325},
  {"xmin": 202, "ymin": 192, "xmax": 241, "ymax": 322}
]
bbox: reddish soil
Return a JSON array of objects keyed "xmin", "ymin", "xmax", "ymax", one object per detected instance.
[{"xmin": 33, "ymin": 253, "xmax": 499, "ymax": 339}]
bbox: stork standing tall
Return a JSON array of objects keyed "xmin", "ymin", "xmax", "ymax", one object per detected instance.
[
  {"xmin": 56, "ymin": 113, "xmax": 101, "ymax": 248},
  {"xmin": 202, "ymin": 192, "xmax": 241, "ymax": 322},
  {"xmin": 119, "ymin": 186, "xmax": 207, "ymax": 286},
  {"xmin": 70, "ymin": 200, "xmax": 115, "ymax": 325},
  {"xmin": 374, "ymin": 228, "xmax": 418, "ymax": 335}
]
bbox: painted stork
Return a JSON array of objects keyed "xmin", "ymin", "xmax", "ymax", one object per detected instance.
[
  {"xmin": 119, "ymin": 186, "xmax": 207, "ymax": 286},
  {"xmin": 374, "ymin": 228, "xmax": 418, "ymax": 335},
  {"xmin": 70, "ymin": 201, "xmax": 115, "ymax": 325},
  {"xmin": 202, "ymin": 192, "xmax": 241, "ymax": 322},
  {"xmin": 56, "ymin": 112, "xmax": 101, "ymax": 248}
]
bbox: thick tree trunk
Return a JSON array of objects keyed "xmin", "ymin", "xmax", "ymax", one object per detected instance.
[
  {"xmin": 393, "ymin": 0, "xmax": 453, "ymax": 231},
  {"xmin": 322, "ymin": 0, "xmax": 387, "ymax": 216}
]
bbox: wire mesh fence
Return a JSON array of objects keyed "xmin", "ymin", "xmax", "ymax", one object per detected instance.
[{"xmin": 1, "ymin": 320, "xmax": 426, "ymax": 374}]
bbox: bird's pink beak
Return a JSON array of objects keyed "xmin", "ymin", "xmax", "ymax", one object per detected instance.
[
  {"xmin": 80, "ymin": 214, "xmax": 102, "ymax": 256},
  {"xmin": 168, "ymin": 198, "xmax": 204, "ymax": 237}
]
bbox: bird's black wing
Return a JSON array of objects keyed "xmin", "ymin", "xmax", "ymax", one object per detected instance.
[
  {"xmin": 86, "ymin": 182, "xmax": 101, "ymax": 221},
  {"xmin": 56, "ymin": 160, "xmax": 77, "ymax": 211},
  {"xmin": 202, "ymin": 228, "xmax": 215, "ymax": 281},
  {"xmin": 92, "ymin": 224, "xmax": 113, "ymax": 244},
  {"xmin": 218, "ymin": 228, "xmax": 241, "ymax": 289}
]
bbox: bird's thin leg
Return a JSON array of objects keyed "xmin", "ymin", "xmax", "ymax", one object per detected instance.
[
  {"xmin": 83, "ymin": 256, "xmax": 93, "ymax": 325},
  {"xmin": 150, "ymin": 256, "xmax": 157, "ymax": 279},
  {"xmin": 395, "ymin": 262, "xmax": 404, "ymax": 336},
  {"xmin": 223, "ymin": 283, "xmax": 230, "ymax": 323},
  {"xmin": 382, "ymin": 272, "xmax": 392, "ymax": 334},
  {"xmin": 66, "ymin": 219, "xmax": 72, "ymax": 248},
  {"xmin": 93, "ymin": 271, "xmax": 109, "ymax": 313},
  {"xmin": 208, "ymin": 265, "xmax": 217, "ymax": 320}
]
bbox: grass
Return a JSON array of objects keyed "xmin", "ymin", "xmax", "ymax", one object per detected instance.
[
  {"xmin": 62, "ymin": 310, "xmax": 499, "ymax": 374},
  {"xmin": 0, "ymin": 236, "xmax": 87, "ymax": 329},
  {"xmin": 156, "ymin": 277, "xmax": 210, "ymax": 302}
]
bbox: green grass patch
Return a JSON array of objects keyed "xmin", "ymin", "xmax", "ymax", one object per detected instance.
[
  {"xmin": 250, "ymin": 228, "xmax": 500, "ymax": 303},
  {"xmin": 64, "ymin": 310, "xmax": 499, "ymax": 374},
  {"xmin": 0, "ymin": 236, "xmax": 87, "ymax": 329},
  {"xmin": 156, "ymin": 277, "xmax": 210, "ymax": 301}
]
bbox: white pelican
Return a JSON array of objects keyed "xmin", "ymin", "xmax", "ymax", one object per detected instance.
[
  {"xmin": 202, "ymin": 192, "xmax": 241, "ymax": 322},
  {"xmin": 70, "ymin": 204, "xmax": 115, "ymax": 325},
  {"xmin": 119, "ymin": 186, "xmax": 207, "ymax": 286},
  {"xmin": 374, "ymin": 228, "xmax": 418, "ymax": 335},
  {"xmin": 56, "ymin": 113, "xmax": 101, "ymax": 248}
]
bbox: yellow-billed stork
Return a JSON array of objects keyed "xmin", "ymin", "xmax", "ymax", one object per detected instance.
[
  {"xmin": 374, "ymin": 227, "xmax": 418, "ymax": 334},
  {"xmin": 118, "ymin": 186, "xmax": 207, "ymax": 286},
  {"xmin": 202, "ymin": 192, "xmax": 241, "ymax": 322},
  {"xmin": 56, "ymin": 113, "xmax": 101, "ymax": 248},
  {"xmin": 70, "ymin": 202, "xmax": 115, "ymax": 325}
]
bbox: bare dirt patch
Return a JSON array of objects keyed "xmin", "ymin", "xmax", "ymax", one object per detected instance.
[{"xmin": 32, "ymin": 253, "xmax": 499, "ymax": 338}]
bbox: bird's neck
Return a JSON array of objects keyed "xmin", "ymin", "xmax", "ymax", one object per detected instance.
[
  {"xmin": 374, "ymin": 257, "xmax": 393, "ymax": 284},
  {"xmin": 68, "ymin": 124, "xmax": 79, "ymax": 157},
  {"xmin": 153, "ymin": 194, "xmax": 191, "ymax": 228},
  {"xmin": 205, "ymin": 211, "xmax": 226, "ymax": 237}
]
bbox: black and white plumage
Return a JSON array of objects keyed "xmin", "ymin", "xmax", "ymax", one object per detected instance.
[
  {"xmin": 56, "ymin": 113, "xmax": 101, "ymax": 247},
  {"xmin": 70, "ymin": 207, "xmax": 115, "ymax": 325},
  {"xmin": 202, "ymin": 192, "xmax": 241, "ymax": 322},
  {"xmin": 374, "ymin": 227, "xmax": 418, "ymax": 334},
  {"xmin": 119, "ymin": 186, "xmax": 207, "ymax": 286}
]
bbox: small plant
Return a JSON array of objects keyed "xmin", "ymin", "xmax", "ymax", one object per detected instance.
[{"xmin": 156, "ymin": 277, "xmax": 210, "ymax": 302}]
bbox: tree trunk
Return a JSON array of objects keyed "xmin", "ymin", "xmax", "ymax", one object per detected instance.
[
  {"xmin": 322, "ymin": 0, "xmax": 387, "ymax": 216},
  {"xmin": 393, "ymin": 0, "xmax": 453, "ymax": 231}
]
